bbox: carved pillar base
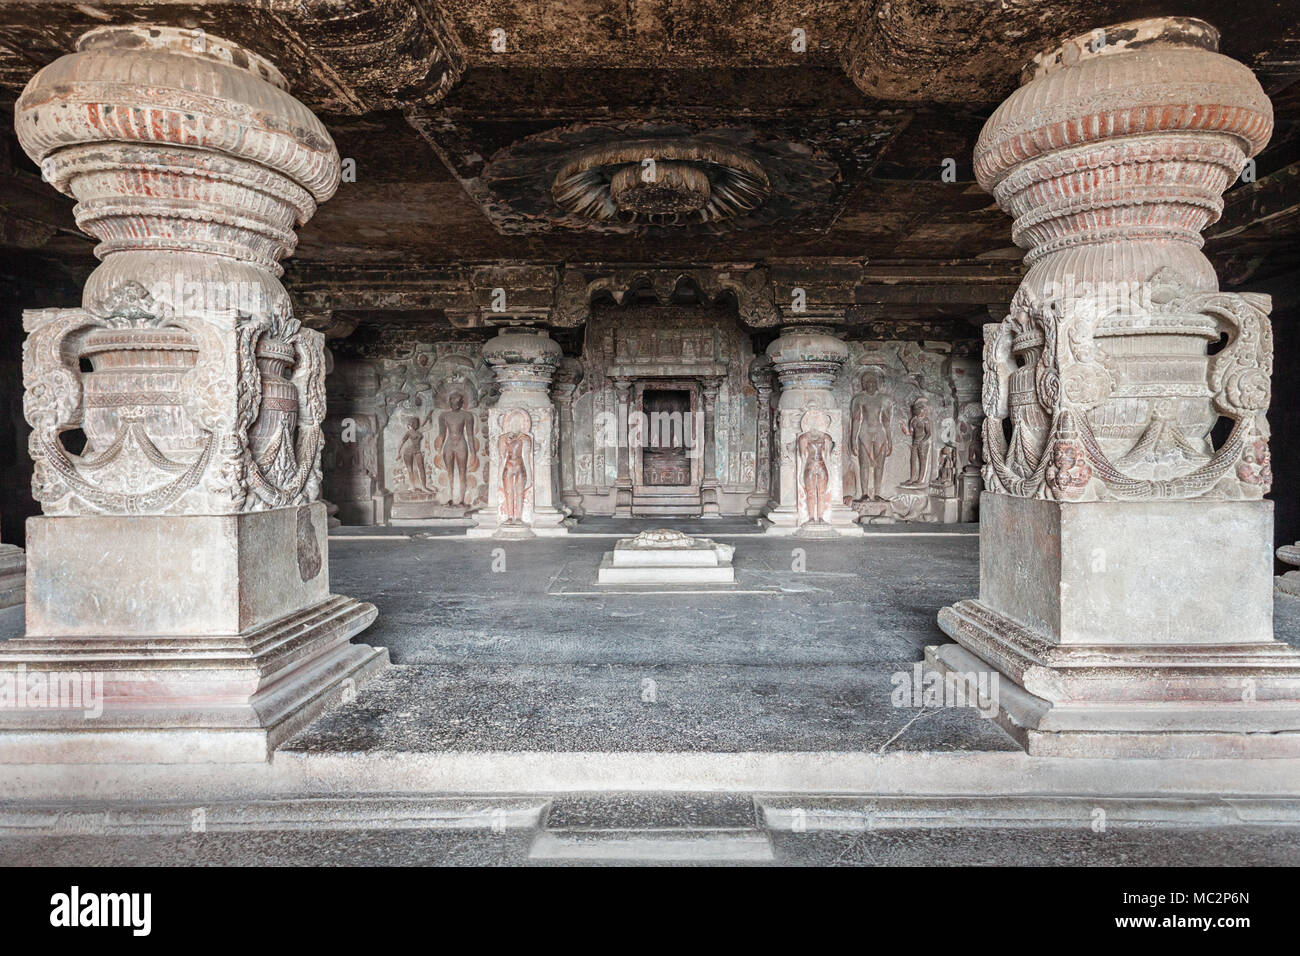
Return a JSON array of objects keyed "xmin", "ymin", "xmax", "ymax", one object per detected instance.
[
  {"xmin": 0, "ymin": 503, "xmax": 385, "ymax": 762},
  {"xmin": 0, "ymin": 543, "xmax": 24, "ymax": 610},
  {"xmin": 932, "ymin": 495, "xmax": 1300, "ymax": 757}
]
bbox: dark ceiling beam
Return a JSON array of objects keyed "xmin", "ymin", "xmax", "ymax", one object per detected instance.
[{"xmin": 1208, "ymin": 161, "xmax": 1300, "ymax": 240}]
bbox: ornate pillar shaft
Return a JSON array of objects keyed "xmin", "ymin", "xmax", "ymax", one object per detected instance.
[
  {"xmin": 472, "ymin": 328, "xmax": 568, "ymax": 538},
  {"xmin": 612, "ymin": 377, "xmax": 634, "ymax": 516},
  {"xmin": 746, "ymin": 356, "xmax": 776, "ymax": 516},
  {"xmin": 0, "ymin": 25, "xmax": 385, "ymax": 763},
  {"xmin": 764, "ymin": 326, "xmax": 857, "ymax": 536},
  {"xmin": 552, "ymin": 358, "xmax": 584, "ymax": 514},
  {"xmin": 933, "ymin": 17, "xmax": 1300, "ymax": 757},
  {"xmin": 700, "ymin": 379, "xmax": 721, "ymax": 517}
]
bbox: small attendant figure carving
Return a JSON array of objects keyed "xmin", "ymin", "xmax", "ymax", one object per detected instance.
[
  {"xmin": 900, "ymin": 397, "xmax": 933, "ymax": 488},
  {"xmin": 397, "ymin": 414, "xmax": 431, "ymax": 493},
  {"xmin": 436, "ymin": 392, "xmax": 480, "ymax": 507},
  {"xmin": 938, "ymin": 443, "xmax": 958, "ymax": 494},
  {"xmin": 850, "ymin": 371, "xmax": 894, "ymax": 501},
  {"xmin": 498, "ymin": 408, "xmax": 533, "ymax": 526},
  {"xmin": 795, "ymin": 409, "xmax": 835, "ymax": 527}
]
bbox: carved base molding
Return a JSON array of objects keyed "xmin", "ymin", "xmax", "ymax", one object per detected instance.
[
  {"xmin": 929, "ymin": 613, "xmax": 1300, "ymax": 758},
  {"xmin": 0, "ymin": 595, "xmax": 385, "ymax": 763},
  {"xmin": 0, "ymin": 544, "xmax": 24, "ymax": 610}
]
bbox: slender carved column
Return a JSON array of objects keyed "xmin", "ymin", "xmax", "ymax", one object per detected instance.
[
  {"xmin": 0, "ymin": 25, "xmax": 385, "ymax": 763},
  {"xmin": 699, "ymin": 378, "xmax": 722, "ymax": 517},
  {"xmin": 473, "ymin": 328, "xmax": 567, "ymax": 538},
  {"xmin": 932, "ymin": 17, "xmax": 1300, "ymax": 757},
  {"xmin": 746, "ymin": 356, "xmax": 776, "ymax": 516},
  {"xmin": 612, "ymin": 377, "xmax": 634, "ymax": 516},
  {"xmin": 552, "ymin": 358, "xmax": 585, "ymax": 514},
  {"xmin": 764, "ymin": 326, "xmax": 857, "ymax": 536}
]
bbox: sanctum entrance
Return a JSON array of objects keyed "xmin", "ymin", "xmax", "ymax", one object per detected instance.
[{"xmin": 632, "ymin": 381, "xmax": 701, "ymax": 517}]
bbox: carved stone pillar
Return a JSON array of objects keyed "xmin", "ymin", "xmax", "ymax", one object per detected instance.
[
  {"xmin": 553, "ymin": 358, "xmax": 584, "ymax": 514},
  {"xmin": 700, "ymin": 378, "xmax": 722, "ymax": 517},
  {"xmin": 0, "ymin": 25, "xmax": 385, "ymax": 763},
  {"xmin": 949, "ymin": 353, "xmax": 984, "ymax": 523},
  {"xmin": 746, "ymin": 356, "xmax": 776, "ymax": 516},
  {"xmin": 764, "ymin": 326, "xmax": 857, "ymax": 536},
  {"xmin": 472, "ymin": 328, "xmax": 567, "ymax": 538},
  {"xmin": 612, "ymin": 377, "xmax": 634, "ymax": 516},
  {"xmin": 324, "ymin": 354, "xmax": 389, "ymax": 526},
  {"xmin": 932, "ymin": 17, "xmax": 1300, "ymax": 757}
]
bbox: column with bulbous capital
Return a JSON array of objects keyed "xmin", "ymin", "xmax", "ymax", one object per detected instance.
[
  {"xmin": 0, "ymin": 25, "xmax": 385, "ymax": 763},
  {"xmin": 764, "ymin": 326, "xmax": 857, "ymax": 536},
  {"xmin": 932, "ymin": 17, "xmax": 1300, "ymax": 757},
  {"xmin": 472, "ymin": 328, "xmax": 568, "ymax": 538}
]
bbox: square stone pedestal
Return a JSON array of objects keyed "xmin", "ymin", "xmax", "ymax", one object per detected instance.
[
  {"xmin": 597, "ymin": 530, "xmax": 735, "ymax": 585},
  {"xmin": 931, "ymin": 494, "xmax": 1300, "ymax": 757},
  {"xmin": 0, "ymin": 503, "xmax": 386, "ymax": 763}
]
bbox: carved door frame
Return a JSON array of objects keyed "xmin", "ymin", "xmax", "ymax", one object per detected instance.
[{"xmin": 630, "ymin": 378, "xmax": 701, "ymax": 497}]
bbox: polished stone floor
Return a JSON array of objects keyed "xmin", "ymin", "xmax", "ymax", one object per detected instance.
[{"xmin": 290, "ymin": 526, "xmax": 1013, "ymax": 753}]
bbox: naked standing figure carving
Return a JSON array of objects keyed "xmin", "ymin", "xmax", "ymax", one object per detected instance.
[
  {"xmin": 436, "ymin": 393, "xmax": 480, "ymax": 507},
  {"xmin": 498, "ymin": 409, "xmax": 533, "ymax": 525},
  {"xmin": 850, "ymin": 371, "xmax": 894, "ymax": 501},
  {"xmin": 901, "ymin": 397, "xmax": 933, "ymax": 488},
  {"xmin": 795, "ymin": 410, "xmax": 835, "ymax": 527}
]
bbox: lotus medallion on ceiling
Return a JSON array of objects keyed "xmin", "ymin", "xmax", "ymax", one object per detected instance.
[{"xmin": 479, "ymin": 122, "xmax": 841, "ymax": 236}]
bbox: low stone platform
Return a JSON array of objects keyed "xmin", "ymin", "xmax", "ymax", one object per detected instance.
[{"xmin": 597, "ymin": 529, "xmax": 735, "ymax": 585}]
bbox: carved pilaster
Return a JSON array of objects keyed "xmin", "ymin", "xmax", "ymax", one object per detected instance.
[
  {"xmin": 764, "ymin": 326, "xmax": 856, "ymax": 536},
  {"xmin": 473, "ymin": 328, "xmax": 567, "ymax": 537}
]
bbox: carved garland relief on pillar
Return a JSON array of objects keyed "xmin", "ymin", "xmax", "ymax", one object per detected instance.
[
  {"xmin": 980, "ymin": 275, "xmax": 1272, "ymax": 503},
  {"xmin": 25, "ymin": 302, "xmax": 326, "ymax": 515}
]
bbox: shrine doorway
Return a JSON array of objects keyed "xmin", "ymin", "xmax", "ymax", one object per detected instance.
[{"xmin": 631, "ymin": 380, "xmax": 702, "ymax": 517}]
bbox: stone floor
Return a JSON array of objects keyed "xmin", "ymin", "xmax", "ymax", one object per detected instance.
[{"xmin": 290, "ymin": 526, "xmax": 1010, "ymax": 753}]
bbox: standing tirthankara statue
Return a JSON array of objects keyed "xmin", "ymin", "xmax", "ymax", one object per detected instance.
[
  {"xmin": 794, "ymin": 409, "xmax": 836, "ymax": 535},
  {"xmin": 900, "ymin": 397, "xmax": 933, "ymax": 488},
  {"xmin": 934, "ymin": 17, "xmax": 1300, "ymax": 757},
  {"xmin": 849, "ymin": 371, "xmax": 894, "ymax": 502},
  {"xmin": 436, "ymin": 392, "xmax": 480, "ymax": 508},
  {"xmin": 497, "ymin": 408, "xmax": 534, "ymax": 530},
  {"xmin": 0, "ymin": 24, "xmax": 385, "ymax": 761}
]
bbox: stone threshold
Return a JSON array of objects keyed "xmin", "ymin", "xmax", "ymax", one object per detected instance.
[{"xmin": 2, "ymin": 789, "xmax": 1299, "ymax": 838}]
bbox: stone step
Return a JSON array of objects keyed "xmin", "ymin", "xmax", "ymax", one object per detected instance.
[
  {"xmin": 529, "ymin": 828, "xmax": 774, "ymax": 862},
  {"xmin": 528, "ymin": 793, "xmax": 773, "ymax": 861}
]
